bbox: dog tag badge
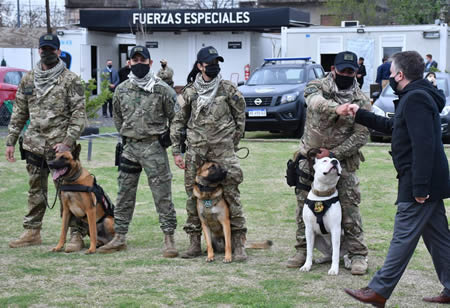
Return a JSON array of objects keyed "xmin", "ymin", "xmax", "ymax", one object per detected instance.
[
  {"xmin": 314, "ymin": 201, "xmax": 324, "ymax": 213},
  {"xmin": 203, "ymin": 200, "xmax": 213, "ymax": 208}
]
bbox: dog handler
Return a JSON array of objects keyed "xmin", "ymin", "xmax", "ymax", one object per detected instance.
[
  {"xmin": 5, "ymin": 34, "xmax": 87, "ymax": 251},
  {"xmin": 98, "ymin": 46, "xmax": 179, "ymax": 257},
  {"xmin": 170, "ymin": 46, "xmax": 248, "ymax": 261},
  {"xmin": 287, "ymin": 51, "xmax": 371, "ymax": 275}
]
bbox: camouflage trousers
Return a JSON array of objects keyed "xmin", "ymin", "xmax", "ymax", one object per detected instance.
[
  {"xmin": 183, "ymin": 145, "xmax": 247, "ymax": 235},
  {"xmin": 115, "ymin": 139, "xmax": 177, "ymax": 235},
  {"xmin": 293, "ymin": 159, "xmax": 368, "ymax": 259},
  {"xmin": 24, "ymin": 158, "xmax": 87, "ymax": 235}
]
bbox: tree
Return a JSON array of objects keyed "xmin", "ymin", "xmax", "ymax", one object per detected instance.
[
  {"xmin": 162, "ymin": 0, "xmax": 235, "ymax": 9},
  {"xmin": 325, "ymin": 0, "xmax": 386, "ymax": 26},
  {"xmin": 387, "ymin": 0, "xmax": 445, "ymax": 25}
]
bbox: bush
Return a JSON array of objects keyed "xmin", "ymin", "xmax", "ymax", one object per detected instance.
[{"xmin": 82, "ymin": 73, "xmax": 113, "ymax": 119}]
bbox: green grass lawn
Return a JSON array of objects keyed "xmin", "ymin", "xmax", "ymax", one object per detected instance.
[{"xmin": 0, "ymin": 133, "xmax": 449, "ymax": 307}]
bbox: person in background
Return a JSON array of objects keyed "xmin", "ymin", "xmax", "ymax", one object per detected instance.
[
  {"xmin": 157, "ymin": 59, "xmax": 174, "ymax": 88},
  {"xmin": 376, "ymin": 57, "xmax": 391, "ymax": 89},
  {"xmin": 118, "ymin": 59, "xmax": 131, "ymax": 84},
  {"xmin": 424, "ymin": 54, "xmax": 438, "ymax": 72},
  {"xmin": 356, "ymin": 57, "xmax": 366, "ymax": 89},
  {"xmin": 101, "ymin": 59, "xmax": 119, "ymax": 118}
]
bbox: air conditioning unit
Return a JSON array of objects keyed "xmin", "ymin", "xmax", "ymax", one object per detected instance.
[{"xmin": 341, "ymin": 20, "xmax": 359, "ymax": 27}]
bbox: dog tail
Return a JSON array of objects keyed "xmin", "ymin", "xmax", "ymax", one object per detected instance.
[{"xmin": 245, "ymin": 240, "xmax": 273, "ymax": 249}]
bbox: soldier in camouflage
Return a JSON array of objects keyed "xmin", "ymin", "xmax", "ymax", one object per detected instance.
[
  {"xmin": 157, "ymin": 59, "xmax": 174, "ymax": 88},
  {"xmin": 286, "ymin": 51, "xmax": 371, "ymax": 275},
  {"xmin": 98, "ymin": 46, "xmax": 179, "ymax": 257},
  {"xmin": 170, "ymin": 46, "xmax": 248, "ymax": 261},
  {"xmin": 5, "ymin": 34, "xmax": 87, "ymax": 252}
]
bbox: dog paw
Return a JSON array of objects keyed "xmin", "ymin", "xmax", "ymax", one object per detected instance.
[
  {"xmin": 206, "ymin": 257, "xmax": 215, "ymax": 262},
  {"xmin": 85, "ymin": 249, "xmax": 96, "ymax": 255},
  {"xmin": 328, "ymin": 267, "xmax": 339, "ymax": 276},
  {"xmin": 223, "ymin": 257, "xmax": 232, "ymax": 263},
  {"xmin": 299, "ymin": 264, "xmax": 312, "ymax": 272},
  {"xmin": 51, "ymin": 247, "xmax": 63, "ymax": 252}
]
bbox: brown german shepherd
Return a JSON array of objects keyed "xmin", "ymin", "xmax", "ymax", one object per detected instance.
[
  {"xmin": 48, "ymin": 144, "xmax": 115, "ymax": 254},
  {"xmin": 193, "ymin": 162, "xmax": 272, "ymax": 263}
]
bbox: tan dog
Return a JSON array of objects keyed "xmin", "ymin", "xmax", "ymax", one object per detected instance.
[
  {"xmin": 193, "ymin": 162, "xmax": 272, "ymax": 263},
  {"xmin": 48, "ymin": 144, "xmax": 115, "ymax": 254}
]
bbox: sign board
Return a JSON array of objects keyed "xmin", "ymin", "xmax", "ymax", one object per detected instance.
[
  {"xmin": 228, "ymin": 41, "xmax": 242, "ymax": 49},
  {"xmin": 146, "ymin": 41, "xmax": 158, "ymax": 48}
]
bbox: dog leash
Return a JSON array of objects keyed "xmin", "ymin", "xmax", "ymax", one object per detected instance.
[
  {"xmin": 40, "ymin": 156, "xmax": 61, "ymax": 210},
  {"xmin": 236, "ymin": 147, "xmax": 250, "ymax": 159}
]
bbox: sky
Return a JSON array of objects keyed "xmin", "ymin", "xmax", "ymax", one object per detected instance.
[{"xmin": 3, "ymin": 0, "xmax": 65, "ymax": 10}]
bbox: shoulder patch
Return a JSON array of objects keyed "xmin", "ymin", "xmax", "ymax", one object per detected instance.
[
  {"xmin": 304, "ymin": 86, "xmax": 319, "ymax": 95},
  {"xmin": 74, "ymin": 82, "xmax": 84, "ymax": 96},
  {"xmin": 23, "ymin": 86, "xmax": 33, "ymax": 95}
]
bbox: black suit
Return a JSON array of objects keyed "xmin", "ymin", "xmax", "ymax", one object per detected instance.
[
  {"xmin": 354, "ymin": 78, "xmax": 450, "ymax": 299},
  {"xmin": 356, "ymin": 64, "xmax": 366, "ymax": 88}
]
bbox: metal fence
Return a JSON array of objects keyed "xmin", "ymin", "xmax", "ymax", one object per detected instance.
[{"xmin": 0, "ymin": 100, "xmax": 13, "ymax": 127}]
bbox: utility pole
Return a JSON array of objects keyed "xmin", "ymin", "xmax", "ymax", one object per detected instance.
[
  {"xmin": 16, "ymin": 0, "xmax": 20, "ymax": 27},
  {"xmin": 45, "ymin": 0, "xmax": 51, "ymax": 33},
  {"xmin": 138, "ymin": 0, "xmax": 142, "ymax": 9}
]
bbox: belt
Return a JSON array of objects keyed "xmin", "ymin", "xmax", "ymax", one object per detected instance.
[{"xmin": 126, "ymin": 135, "xmax": 159, "ymax": 143}]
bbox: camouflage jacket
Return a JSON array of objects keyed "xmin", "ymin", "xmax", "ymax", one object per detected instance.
[
  {"xmin": 113, "ymin": 79, "xmax": 176, "ymax": 139},
  {"xmin": 170, "ymin": 80, "xmax": 245, "ymax": 155},
  {"xmin": 299, "ymin": 73, "xmax": 371, "ymax": 171},
  {"xmin": 157, "ymin": 66, "xmax": 174, "ymax": 87},
  {"xmin": 6, "ymin": 68, "xmax": 86, "ymax": 155}
]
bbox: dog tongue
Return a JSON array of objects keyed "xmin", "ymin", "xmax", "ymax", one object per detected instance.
[{"xmin": 52, "ymin": 168, "xmax": 68, "ymax": 180}]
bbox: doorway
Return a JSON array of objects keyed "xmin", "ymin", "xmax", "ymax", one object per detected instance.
[
  {"xmin": 320, "ymin": 54, "xmax": 337, "ymax": 72},
  {"xmin": 90, "ymin": 45, "xmax": 97, "ymax": 95},
  {"xmin": 119, "ymin": 44, "xmax": 136, "ymax": 68}
]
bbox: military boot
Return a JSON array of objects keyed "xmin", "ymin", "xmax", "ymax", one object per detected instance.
[
  {"xmin": 9, "ymin": 229, "xmax": 42, "ymax": 248},
  {"xmin": 97, "ymin": 233, "xmax": 127, "ymax": 254},
  {"xmin": 232, "ymin": 232, "xmax": 248, "ymax": 262},
  {"xmin": 351, "ymin": 256, "xmax": 368, "ymax": 275},
  {"xmin": 64, "ymin": 232, "xmax": 84, "ymax": 253},
  {"xmin": 286, "ymin": 250, "xmax": 307, "ymax": 268},
  {"xmin": 162, "ymin": 233, "xmax": 179, "ymax": 258},
  {"xmin": 180, "ymin": 233, "xmax": 202, "ymax": 259}
]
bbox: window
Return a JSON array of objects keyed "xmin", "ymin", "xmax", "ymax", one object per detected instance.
[
  {"xmin": 314, "ymin": 67, "xmax": 324, "ymax": 78},
  {"xmin": 307, "ymin": 69, "xmax": 316, "ymax": 81},
  {"xmin": 4, "ymin": 71, "xmax": 22, "ymax": 86}
]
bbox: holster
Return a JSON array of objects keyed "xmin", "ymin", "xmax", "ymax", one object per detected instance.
[
  {"xmin": 158, "ymin": 130, "xmax": 172, "ymax": 148},
  {"xmin": 115, "ymin": 142, "xmax": 123, "ymax": 167},
  {"xmin": 180, "ymin": 129, "xmax": 187, "ymax": 154},
  {"xmin": 285, "ymin": 153, "xmax": 313, "ymax": 191},
  {"xmin": 19, "ymin": 136, "xmax": 26, "ymax": 160}
]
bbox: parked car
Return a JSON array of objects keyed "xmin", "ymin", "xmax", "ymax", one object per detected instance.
[
  {"xmin": 370, "ymin": 72, "xmax": 450, "ymax": 142},
  {"xmin": 0, "ymin": 67, "xmax": 28, "ymax": 126},
  {"xmin": 238, "ymin": 58, "xmax": 325, "ymax": 137}
]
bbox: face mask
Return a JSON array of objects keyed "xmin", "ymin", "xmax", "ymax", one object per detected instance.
[
  {"xmin": 389, "ymin": 72, "xmax": 400, "ymax": 92},
  {"xmin": 131, "ymin": 63, "xmax": 150, "ymax": 78},
  {"xmin": 107, "ymin": 64, "xmax": 112, "ymax": 69},
  {"xmin": 334, "ymin": 72, "xmax": 354, "ymax": 90},
  {"xmin": 205, "ymin": 64, "xmax": 220, "ymax": 79},
  {"xmin": 161, "ymin": 64, "xmax": 166, "ymax": 68},
  {"xmin": 41, "ymin": 50, "xmax": 59, "ymax": 66}
]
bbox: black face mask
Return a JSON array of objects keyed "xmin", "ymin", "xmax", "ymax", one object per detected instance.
[
  {"xmin": 161, "ymin": 64, "xmax": 166, "ymax": 68},
  {"xmin": 389, "ymin": 73, "xmax": 400, "ymax": 93},
  {"xmin": 131, "ymin": 63, "xmax": 150, "ymax": 78},
  {"xmin": 334, "ymin": 72, "xmax": 354, "ymax": 90},
  {"xmin": 205, "ymin": 64, "xmax": 220, "ymax": 79},
  {"xmin": 41, "ymin": 50, "xmax": 59, "ymax": 66},
  {"xmin": 107, "ymin": 64, "xmax": 112, "ymax": 69}
]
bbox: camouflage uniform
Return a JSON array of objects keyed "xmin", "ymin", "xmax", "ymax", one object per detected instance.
[
  {"xmin": 112, "ymin": 79, "xmax": 177, "ymax": 235},
  {"xmin": 170, "ymin": 80, "xmax": 247, "ymax": 235},
  {"xmin": 293, "ymin": 73, "xmax": 371, "ymax": 260},
  {"xmin": 157, "ymin": 66, "xmax": 174, "ymax": 88},
  {"xmin": 6, "ymin": 68, "xmax": 86, "ymax": 232}
]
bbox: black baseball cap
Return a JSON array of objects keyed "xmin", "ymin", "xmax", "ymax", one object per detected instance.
[
  {"xmin": 334, "ymin": 51, "xmax": 358, "ymax": 72},
  {"xmin": 197, "ymin": 46, "xmax": 224, "ymax": 63},
  {"xmin": 39, "ymin": 34, "xmax": 60, "ymax": 50},
  {"xmin": 129, "ymin": 46, "xmax": 151, "ymax": 59}
]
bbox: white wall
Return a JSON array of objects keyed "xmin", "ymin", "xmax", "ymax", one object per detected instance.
[
  {"xmin": 250, "ymin": 33, "xmax": 281, "ymax": 74},
  {"xmin": 0, "ymin": 48, "xmax": 39, "ymax": 70}
]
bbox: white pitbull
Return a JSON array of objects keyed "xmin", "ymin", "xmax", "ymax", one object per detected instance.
[{"xmin": 300, "ymin": 156, "xmax": 343, "ymax": 275}]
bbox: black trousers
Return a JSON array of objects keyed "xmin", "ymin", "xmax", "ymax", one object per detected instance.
[{"xmin": 102, "ymin": 98, "xmax": 113, "ymax": 117}]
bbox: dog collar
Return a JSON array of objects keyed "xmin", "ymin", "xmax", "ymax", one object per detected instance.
[
  {"xmin": 311, "ymin": 187, "xmax": 336, "ymax": 197},
  {"xmin": 61, "ymin": 167, "xmax": 81, "ymax": 183}
]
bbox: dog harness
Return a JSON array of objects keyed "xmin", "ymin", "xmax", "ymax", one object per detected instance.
[
  {"xmin": 305, "ymin": 196, "xmax": 339, "ymax": 234},
  {"xmin": 59, "ymin": 176, "xmax": 115, "ymax": 223}
]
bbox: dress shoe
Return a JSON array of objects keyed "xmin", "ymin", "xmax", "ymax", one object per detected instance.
[
  {"xmin": 344, "ymin": 287, "xmax": 386, "ymax": 308},
  {"xmin": 423, "ymin": 291, "xmax": 450, "ymax": 304}
]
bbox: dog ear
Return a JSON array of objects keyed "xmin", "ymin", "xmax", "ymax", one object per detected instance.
[
  {"xmin": 72, "ymin": 144, "xmax": 81, "ymax": 161},
  {"xmin": 307, "ymin": 148, "xmax": 321, "ymax": 160}
]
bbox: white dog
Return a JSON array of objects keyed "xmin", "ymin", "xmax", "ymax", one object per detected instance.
[{"xmin": 299, "ymin": 156, "xmax": 342, "ymax": 275}]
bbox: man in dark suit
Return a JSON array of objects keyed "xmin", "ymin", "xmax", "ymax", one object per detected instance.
[
  {"xmin": 101, "ymin": 59, "xmax": 119, "ymax": 118},
  {"xmin": 337, "ymin": 50, "xmax": 450, "ymax": 307},
  {"xmin": 356, "ymin": 57, "xmax": 366, "ymax": 89},
  {"xmin": 375, "ymin": 57, "xmax": 391, "ymax": 89},
  {"xmin": 118, "ymin": 60, "xmax": 131, "ymax": 84},
  {"xmin": 425, "ymin": 54, "xmax": 438, "ymax": 72}
]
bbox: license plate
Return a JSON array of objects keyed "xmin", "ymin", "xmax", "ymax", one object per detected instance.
[{"xmin": 248, "ymin": 109, "xmax": 267, "ymax": 117}]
